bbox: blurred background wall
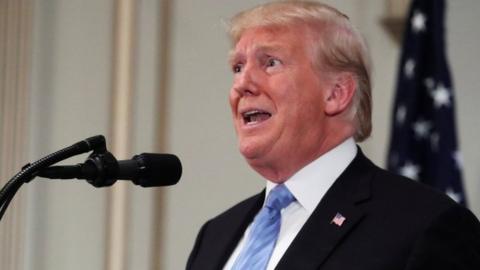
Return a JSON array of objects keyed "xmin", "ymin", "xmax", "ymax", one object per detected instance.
[{"xmin": 0, "ymin": 0, "xmax": 479, "ymax": 269}]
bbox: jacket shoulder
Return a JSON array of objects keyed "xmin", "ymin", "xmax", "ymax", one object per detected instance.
[{"xmin": 370, "ymin": 163, "xmax": 459, "ymax": 211}]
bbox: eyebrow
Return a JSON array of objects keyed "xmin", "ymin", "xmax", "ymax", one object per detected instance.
[{"xmin": 228, "ymin": 44, "xmax": 284, "ymax": 65}]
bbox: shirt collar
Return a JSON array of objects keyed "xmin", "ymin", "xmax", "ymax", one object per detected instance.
[{"xmin": 265, "ymin": 138, "xmax": 357, "ymax": 214}]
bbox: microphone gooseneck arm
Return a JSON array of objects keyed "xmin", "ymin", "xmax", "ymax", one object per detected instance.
[{"xmin": 0, "ymin": 135, "xmax": 106, "ymax": 222}]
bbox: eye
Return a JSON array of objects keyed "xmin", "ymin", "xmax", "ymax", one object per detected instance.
[
  {"xmin": 232, "ymin": 63, "xmax": 243, "ymax": 74},
  {"xmin": 266, "ymin": 58, "xmax": 281, "ymax": 68}
]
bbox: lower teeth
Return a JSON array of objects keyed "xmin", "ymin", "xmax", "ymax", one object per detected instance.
[{"xmin": 249, "ymin": 113, "xmax": 270, "ymax": 123}]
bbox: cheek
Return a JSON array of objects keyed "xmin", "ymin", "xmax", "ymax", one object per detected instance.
[
  {"xmin": 284, "ymin": 87, "xmax": 325, "ymax": 123},
  {"xmin": 271, "ymin": 69, "xmax": 310, "ymax": 100}
]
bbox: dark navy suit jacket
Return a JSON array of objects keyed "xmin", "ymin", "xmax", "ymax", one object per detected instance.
[{"xmin": 187, "ymin": 150, "xmax": 480, "ymax": 270}]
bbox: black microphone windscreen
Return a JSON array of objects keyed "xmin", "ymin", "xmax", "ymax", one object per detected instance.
[{"xmin": 134, "ymin": 153, "xmax": 182, "ymax": 187}]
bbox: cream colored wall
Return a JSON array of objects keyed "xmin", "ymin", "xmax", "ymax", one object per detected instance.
[
  {"xmin": 447, "ymin": 0, "xmax": 480, "ymax": 217},
  {"xmin": 22, "ymin": 1, "xmax": 480, "ymax": 270}
]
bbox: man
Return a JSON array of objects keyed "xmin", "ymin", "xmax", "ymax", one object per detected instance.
[{"xmin": 187, "ymin": 1, "xmax": 480, "ymax": 269}]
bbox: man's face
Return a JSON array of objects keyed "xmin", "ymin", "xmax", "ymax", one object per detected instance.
[{"xmin": 229, "ymin": 25, "xmax": 335, "ymax": 179}]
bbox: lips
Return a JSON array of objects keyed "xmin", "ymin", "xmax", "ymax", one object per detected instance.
[{"xmin": 241, "ymin": 109, "xmax": 272, "ymax": 125}]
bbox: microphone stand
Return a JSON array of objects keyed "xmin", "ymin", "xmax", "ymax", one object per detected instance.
[{"xmin": 0, "ymin": 135, "xmax": 107, "ymax": 222}]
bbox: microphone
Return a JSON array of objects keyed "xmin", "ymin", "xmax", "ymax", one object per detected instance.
[{"xmin": 37, "ymin": 153, "xmax": 182, "ymax": 188}]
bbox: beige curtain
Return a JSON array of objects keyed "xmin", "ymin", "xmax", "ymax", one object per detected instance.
[
  {"xmin": 105, "ymin": 0, "xmax": 136, "ymax": 269},
  {"xmin": 0, "ymin": 0, "xmax": 33, "ymax": 269}
]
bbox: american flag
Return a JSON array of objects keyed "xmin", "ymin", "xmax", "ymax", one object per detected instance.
[
  {"xmin": 387, "ymin": 0, "xmax": 467, "ymax": 206},
  {"xmin": 331, "ymin": 213, "xmax": 346, "ymax": 227}
]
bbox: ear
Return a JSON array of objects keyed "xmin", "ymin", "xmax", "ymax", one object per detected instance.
[{"xmin": 324, "ymin": 73, "xmax": 356, "ymax": 116}]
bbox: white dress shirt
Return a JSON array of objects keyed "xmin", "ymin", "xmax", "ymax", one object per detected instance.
[{"xmin": 223, "ymin": 138, "xmax": 357, "ymax": 270}]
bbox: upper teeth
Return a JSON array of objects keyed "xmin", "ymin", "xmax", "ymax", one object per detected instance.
[
  {"xmin": 242, "ymin": 110, "xmax": 272, "ymax": 124},
  {"xmin": 243, "ymin": 110, "xmax": 265, "ymax": 117}
]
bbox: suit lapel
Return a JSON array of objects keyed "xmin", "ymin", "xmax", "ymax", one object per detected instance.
[
  {"xmin": 276, "ymin": 150, "xmax": 374, "ymax": 270},
  {"xmin": 208, "ymin": 191, "xmax": 265, "ymax": 269}
]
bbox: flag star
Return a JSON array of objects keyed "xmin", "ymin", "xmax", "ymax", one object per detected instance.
[
  {"xmin": 399, "ymin": 162, "xmax": 420, "ymax": 180},
  {"xmin": 424, "ymin": 77, "xmax": 435, "ymax": 90},
  {"xmin": 396, "ymin": 105, "xmax": 407, "ymax": 125},
  {"xmin": 411, "ymin": 10, "xmax": 427, "ymax": 33},
  {"xmin": 430, "ymin": 132, "xmax": 440, "ymax": 151},
  {"xmin": 413, "ymin": 119, "xmax": 432, "ymax": 139},
  {"xmin": 430, "ymin": 83, "xmax": 451, "ymax": 108},
  {"xmin": 404, "ymin": 58, "xmax": 416, "ymax": 79},
  {"xmin": 445, "ymin": 187, "xmax": 462, "ymax": 203},
  {"xmin": 453, "ymin": 150, "xmax": 463, "ymax": 169}
]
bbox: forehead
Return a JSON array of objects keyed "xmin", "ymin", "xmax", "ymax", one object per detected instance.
[{"xmin": 229, "ymin": 25, "xmax": 310, "ymax": 62}]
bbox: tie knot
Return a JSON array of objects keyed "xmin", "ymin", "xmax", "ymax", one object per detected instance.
[{"xmin": 265, "ymin": 184, "xmax": 295, "ymax": 211}]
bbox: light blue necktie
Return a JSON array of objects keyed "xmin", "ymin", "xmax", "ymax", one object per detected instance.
[{"xmin": 231, "ymin": 184, "xmax": 295, "ymax": 270}]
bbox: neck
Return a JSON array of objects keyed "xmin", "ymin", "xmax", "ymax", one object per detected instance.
[{"xmin": 249, "ymin": 132, "xmax": 354, "ymax": 183}]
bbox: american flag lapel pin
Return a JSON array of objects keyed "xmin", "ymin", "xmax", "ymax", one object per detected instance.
[{"xmin": 331, "ymin": 212, "xmax": 346, "ymax": 227}]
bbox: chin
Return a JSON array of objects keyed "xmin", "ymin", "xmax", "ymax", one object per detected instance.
[
  {"xmin": 239, "ymin": 136, "xmax": 270, "ymax": 160},
  {"xmin": 238, "ymin": 141, "xmax": 260, "ymax": 160}
]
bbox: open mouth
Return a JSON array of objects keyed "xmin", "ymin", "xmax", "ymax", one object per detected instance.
[{"xmin": 242, "ymin": 110, "xmax": 272, "ymax": 125}]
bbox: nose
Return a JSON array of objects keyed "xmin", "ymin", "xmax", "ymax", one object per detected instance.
[{"xmin": 232, "ymin": 64, "xmax": 261, "ymax": 96}]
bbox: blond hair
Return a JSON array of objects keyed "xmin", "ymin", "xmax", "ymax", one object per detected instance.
[{"xmin": 228, "ymin": 1, "xmax": 372, "ymax": 142}]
